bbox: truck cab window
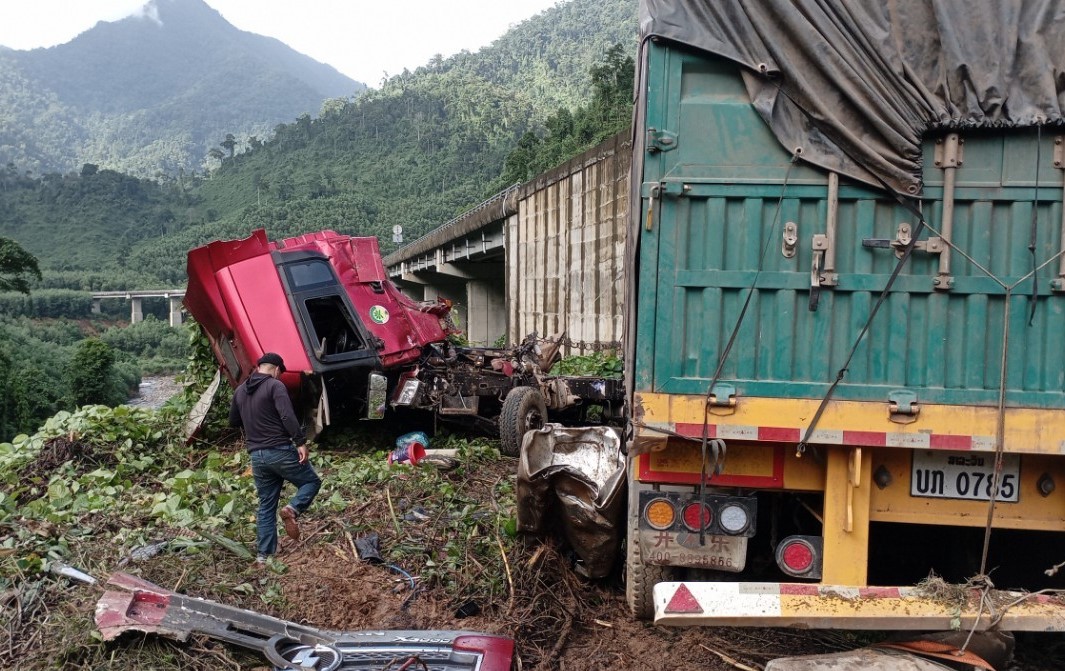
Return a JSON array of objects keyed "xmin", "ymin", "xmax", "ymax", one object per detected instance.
[{"xmin": 306, "ymin": 295, "xmax": 364, "ymax": 357}]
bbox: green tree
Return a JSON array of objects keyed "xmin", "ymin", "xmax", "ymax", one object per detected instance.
[
  {"xmin": 221, "ymin": 133, "xmax": 237, "ymax": 159},
  {"xmin": 0, "ymin": 237, "xmax": 41, "ymax": 294},
  {"xmin": 69, "ymin": 338, "xmax": 116, "ymax": 406}
]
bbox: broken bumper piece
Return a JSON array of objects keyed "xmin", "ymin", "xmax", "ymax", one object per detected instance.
[{"xmin": 95, "ymin": 572, "xmax": 515, "ymax": 670}]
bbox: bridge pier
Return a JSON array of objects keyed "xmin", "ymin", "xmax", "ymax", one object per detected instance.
[
  {"xmin": 464, "ymin": 278, "xmax": 506, "ymax": 345},
  {"xmin": 91, "ymin": 289, "xmax": 186, "ymax": 327},
  {"xmin": 168, "ymin": 297, "xmax": 184, "ymax": 327},
  {"xmin": 130, "ymin": 297, "xmax": 143, "ymax": 324},
  {"xmin": 395, "ymin": 261, "xmax": 505, "ymax": 345},
  {"xmin": 92, "ymin": 299, "xmax": 102, "ymax": 315}
]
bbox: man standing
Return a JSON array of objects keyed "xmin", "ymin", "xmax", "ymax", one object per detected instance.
[{"xmin": 229, "ymin": 352, "xmax": 321, "ymax": 564}]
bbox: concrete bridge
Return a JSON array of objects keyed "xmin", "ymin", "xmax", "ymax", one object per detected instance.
[
  {"xmin": 384, "ymin": 132, "xmax": 630, "ymax": 351},
  {"xmin": 91, "ymin": 289, "xmax": 186, "ymax": 326}
]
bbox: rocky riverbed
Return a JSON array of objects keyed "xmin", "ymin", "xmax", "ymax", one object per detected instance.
[{"xmin": 125, "ymin": 375, "xmax": 183, "ymax": 409}]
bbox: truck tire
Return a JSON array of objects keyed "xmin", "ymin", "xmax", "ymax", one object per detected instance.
[
  {"xmin": 625, "ymin": 514, "xmax": 673, "ymax": 619},
  {"xmin": 499, "ymin": 386, "xmax": 546, "ymax": 457}
]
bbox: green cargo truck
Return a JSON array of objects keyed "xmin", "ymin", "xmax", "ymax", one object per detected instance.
[{"xmin": 625, "ymin": 1, "xmax": 1065, "ymax": 630}]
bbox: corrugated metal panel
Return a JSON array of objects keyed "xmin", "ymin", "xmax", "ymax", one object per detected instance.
[
  {"xmin": 639, "ymin": 44, "xmax": 1065, "ymax": 409},
  {"xmin": 507, "ymin": 133, "xmax": 630, "ymax": 352}
]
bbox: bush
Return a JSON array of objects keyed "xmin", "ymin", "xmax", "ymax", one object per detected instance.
[
  {"xmin": 0, "ymin": 317, "xmax": 72, "ymax": 439},
  {"xmin": 69, "ymin": 339, "xmax": 120, "ymax": 406}
]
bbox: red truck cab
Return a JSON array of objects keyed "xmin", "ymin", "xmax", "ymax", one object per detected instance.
[{"xmin": 184, "ymin": 229, "xmax": 455, "ymax": 419}]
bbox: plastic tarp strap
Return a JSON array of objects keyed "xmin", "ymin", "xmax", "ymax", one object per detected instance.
[
  {"xmin": 516, "ymin": 424, "xmax": 626, "ymax": 579},
  {"xmin": 639, "ymin": 0, "xmax": 1065, "ymax": 195}
]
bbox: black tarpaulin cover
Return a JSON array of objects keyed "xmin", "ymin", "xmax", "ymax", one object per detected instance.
[{"xmin": 639, "ymin": 0, "xmax": 1065, "ymax": 194}]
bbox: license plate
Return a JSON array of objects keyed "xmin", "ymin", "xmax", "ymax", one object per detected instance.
[
  {"xmin": 639, "ymin": 529, "xmax": 747, "ymax": 571},
  {"xmin": 911, "ymin": 451, "xmax": 1020, "ymax": 502}
]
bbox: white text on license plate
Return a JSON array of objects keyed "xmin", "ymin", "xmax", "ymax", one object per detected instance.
[
  {"xmin": 911, "ymin": 451, "xmax": 1020, "ymax": 502},
  {"xmin": 639, "ymin": 530, "xmax": 747, "ymax": 571}
]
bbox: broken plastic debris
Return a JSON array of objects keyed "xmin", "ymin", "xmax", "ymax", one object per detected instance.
[
  {"xmin": 389, "ymin": 431, "xmax": 428, "ymax": 465},
  {"xmin": 455, "ymin": 599, "xmax": 481, "ymax": 618},
  {"xmin": 402, "ymin": 506, "xmax": 430, "ymax": 523},
  {"xmin": 48, "ymin": 561, "xmax": 96, "ymax": 584},
  {"xmin": 355, "ymin": 532, "xmax": 383, "ymax": 563}
]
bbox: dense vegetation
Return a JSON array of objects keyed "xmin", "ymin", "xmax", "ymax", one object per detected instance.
[
  {"xmin": 0, "ymin": 164, "xmax": 195, "ymax": 276},
  {"xmin": 498, "ymin": 44, "xmax": 635, "ymax": 186},
  {"xmin": 1, "ymin": 0, "xmax": 637, "ymax": 284},
  {"xmin": 0, "ymin": 0, "xmax": 637, "ymax": 441}
]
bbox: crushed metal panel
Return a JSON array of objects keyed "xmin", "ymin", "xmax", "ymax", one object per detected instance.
[
  {"xmin": 517, "ymin": 424, "xmax": 626, "ymax": 578},
  {"xmin": 766, "ymin": 648, "xmax": 956, "ymax": 671},
  {"xmin": 95, "ymin": 572, "xmax": 515, "ymax": 670}
]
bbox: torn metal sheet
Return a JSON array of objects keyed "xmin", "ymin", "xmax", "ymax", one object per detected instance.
[
  {"xmin": 517, "ymin": 424, "xmax": 626, "ymax": 578},
  {"xmin": 182, "ymin": 368, "xmax": 219, "ymax": 444},
  {"xmin": 95, "ymin": 572, "xmax": 514, "ymax": 670}
]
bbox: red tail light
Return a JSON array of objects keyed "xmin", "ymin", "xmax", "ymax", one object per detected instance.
[
  {"xmin": 775, "ymin": 535, "xmax": 823, "ymax": 579},
  {"xmin": 681, "ymin": 502, "xmax": 713, "ymax": 531}
]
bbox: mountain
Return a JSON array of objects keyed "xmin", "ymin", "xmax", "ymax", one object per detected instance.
[
  {"xmin": 0, "ymin": 0, "xmax": 364, "ymax": 177},
  {"xmin": 0, "ymin": 0, "xmax": 638, "ymax": 281}
]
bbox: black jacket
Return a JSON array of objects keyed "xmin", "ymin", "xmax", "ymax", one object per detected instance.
[{"xmin": 229, "ymin": 372, "xmax": 306, "ymax": 451}]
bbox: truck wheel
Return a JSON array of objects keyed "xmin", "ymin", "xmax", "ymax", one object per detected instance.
[
  {"xmin": 499, "ymin": 386, "xmax": 546, "ymax": 457},
  {"xmin": 625, "ymin": 515, "xmax": 673, "ymax": 619}
]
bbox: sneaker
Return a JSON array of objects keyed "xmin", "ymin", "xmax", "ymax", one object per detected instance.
[
  {"xmin": 254, "ymin": 555, "xmax": 267, "ymax": 570},
  {"xmin": 280, "ymin": 505, "xmax": 301, "ymax": 542}
]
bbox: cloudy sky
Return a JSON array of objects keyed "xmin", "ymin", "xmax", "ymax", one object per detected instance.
[{"xmin": 0, "ymin": 0, "xmax": 563, "ymax": 85}]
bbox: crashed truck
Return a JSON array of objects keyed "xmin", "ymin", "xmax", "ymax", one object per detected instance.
[
  {"xmin": 183, "ymin": 229, "xmax": 622, "ymax": 454},
  {"xmin": 622, "ymin": 0, "xmax": 1065, "ymax": 632}
]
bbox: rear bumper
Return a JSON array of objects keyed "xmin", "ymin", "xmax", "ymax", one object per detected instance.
[{"xmin": 654, "ymin": 581, "xmax": 1065, "ymax": 631}]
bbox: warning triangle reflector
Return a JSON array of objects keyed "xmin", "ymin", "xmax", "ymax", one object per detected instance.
[{"xmin": 664, "ymin": 583, "xmax": 703, "ymax": 614}]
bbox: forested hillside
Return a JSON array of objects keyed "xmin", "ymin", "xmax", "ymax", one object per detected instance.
[
  {"xmin": 0, "ymin": 0, "xmax": 637, "ymax": 438},
  {"xmin": 0, "ymin": 0, "xmax": 363, "ymax": 177},
  {"xmin": 1, "ymin": 0, "xmax": 638, "ymax": 284}
]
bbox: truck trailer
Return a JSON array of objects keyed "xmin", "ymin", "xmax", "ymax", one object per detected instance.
[{"xmin": 625, "ymin": 0, "xmax": 1065, "ymax": 631}]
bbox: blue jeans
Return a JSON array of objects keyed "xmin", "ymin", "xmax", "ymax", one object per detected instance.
[{"xmin": 251, "ymin": 446, "xmax": 322, "ymax": 557}]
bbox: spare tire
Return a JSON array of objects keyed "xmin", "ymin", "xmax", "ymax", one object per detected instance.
[{"xmin": 499, "ymin": 386, "xmax": 546, "ymax": 457}]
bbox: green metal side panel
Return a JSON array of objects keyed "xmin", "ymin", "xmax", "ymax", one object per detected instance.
[{"xmin": 637, "ymin": 43, "xmax": 1065, "ymax": 409}]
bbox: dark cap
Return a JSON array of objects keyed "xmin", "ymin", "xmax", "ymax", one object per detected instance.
[{"xmin": 257, "ymin": 352, "xmax": 285, "ymax": 373}]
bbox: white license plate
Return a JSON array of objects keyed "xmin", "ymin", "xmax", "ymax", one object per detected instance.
[
  {"xmin": 639, "ymin": 530, "xmax": 747, "ymax": 571},
  {"xmin": 911, "ymin": 451, "xmax": 1020, "ymax": 502}
]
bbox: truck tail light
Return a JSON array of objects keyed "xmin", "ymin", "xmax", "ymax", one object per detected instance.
[
  {"xmin": 775, "ymin": 535, "xmax": 823, "ymax": 579},
  {"xmin": 717, "ymin": 503, "xmax": 751, "ymax": 535},
  {"xmin": 681, "ymin": 502, "xmax": 713, "ymax": 531},
  {"xmin": 644, "ymin": 498, "xmax": 675, "ymax": 530}
]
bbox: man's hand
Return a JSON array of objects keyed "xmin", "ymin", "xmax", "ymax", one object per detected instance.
[{"xmin": 297, "ymin": 444, "xmax": 309, "ymax": 464}]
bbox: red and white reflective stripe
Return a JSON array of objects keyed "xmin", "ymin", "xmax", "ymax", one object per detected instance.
[
  {"xmin": 653, "ymin": 582, "xmax": 1065, "ymax": 631},
  {"xmin": 652, "ymin": 422, "xmax": 996, "ymax": 451}
]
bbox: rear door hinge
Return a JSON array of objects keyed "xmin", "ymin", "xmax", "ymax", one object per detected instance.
[
  {"xmin": 707, "ymin": 383, "xmax": 737, "ymax": 410},
  {"xmin": 647, "ymin": 127, "xmax": 678, "ymax": 153},
  {"xmin": 888, "ymin": 389, "xmax": 920, "ymax": 424}
]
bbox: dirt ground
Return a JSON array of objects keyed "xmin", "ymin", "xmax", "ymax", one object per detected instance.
[
  {"xmin": 117, "ymin": 499, "xmax": 1065, "ymax": 669},
  {"xmin": 113, "ymin": 533, "xmax": 867, "ymax": 671},
  {"xmin": 110, "ymin": 533, "xmax": 1065, "ymax": 671},
  {"xmin": 9, "ymin": 440, "xmax": 1065, "ymax": 670}
]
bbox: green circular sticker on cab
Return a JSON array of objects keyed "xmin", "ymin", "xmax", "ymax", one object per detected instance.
[{"xmin": 369, "ymin": 305, "xmax": 390, "ymax": 324}]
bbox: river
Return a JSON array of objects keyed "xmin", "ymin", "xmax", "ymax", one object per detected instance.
[{"xmin": 126, "ymin": 374, "xmax": 183, "ymax": 409}]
